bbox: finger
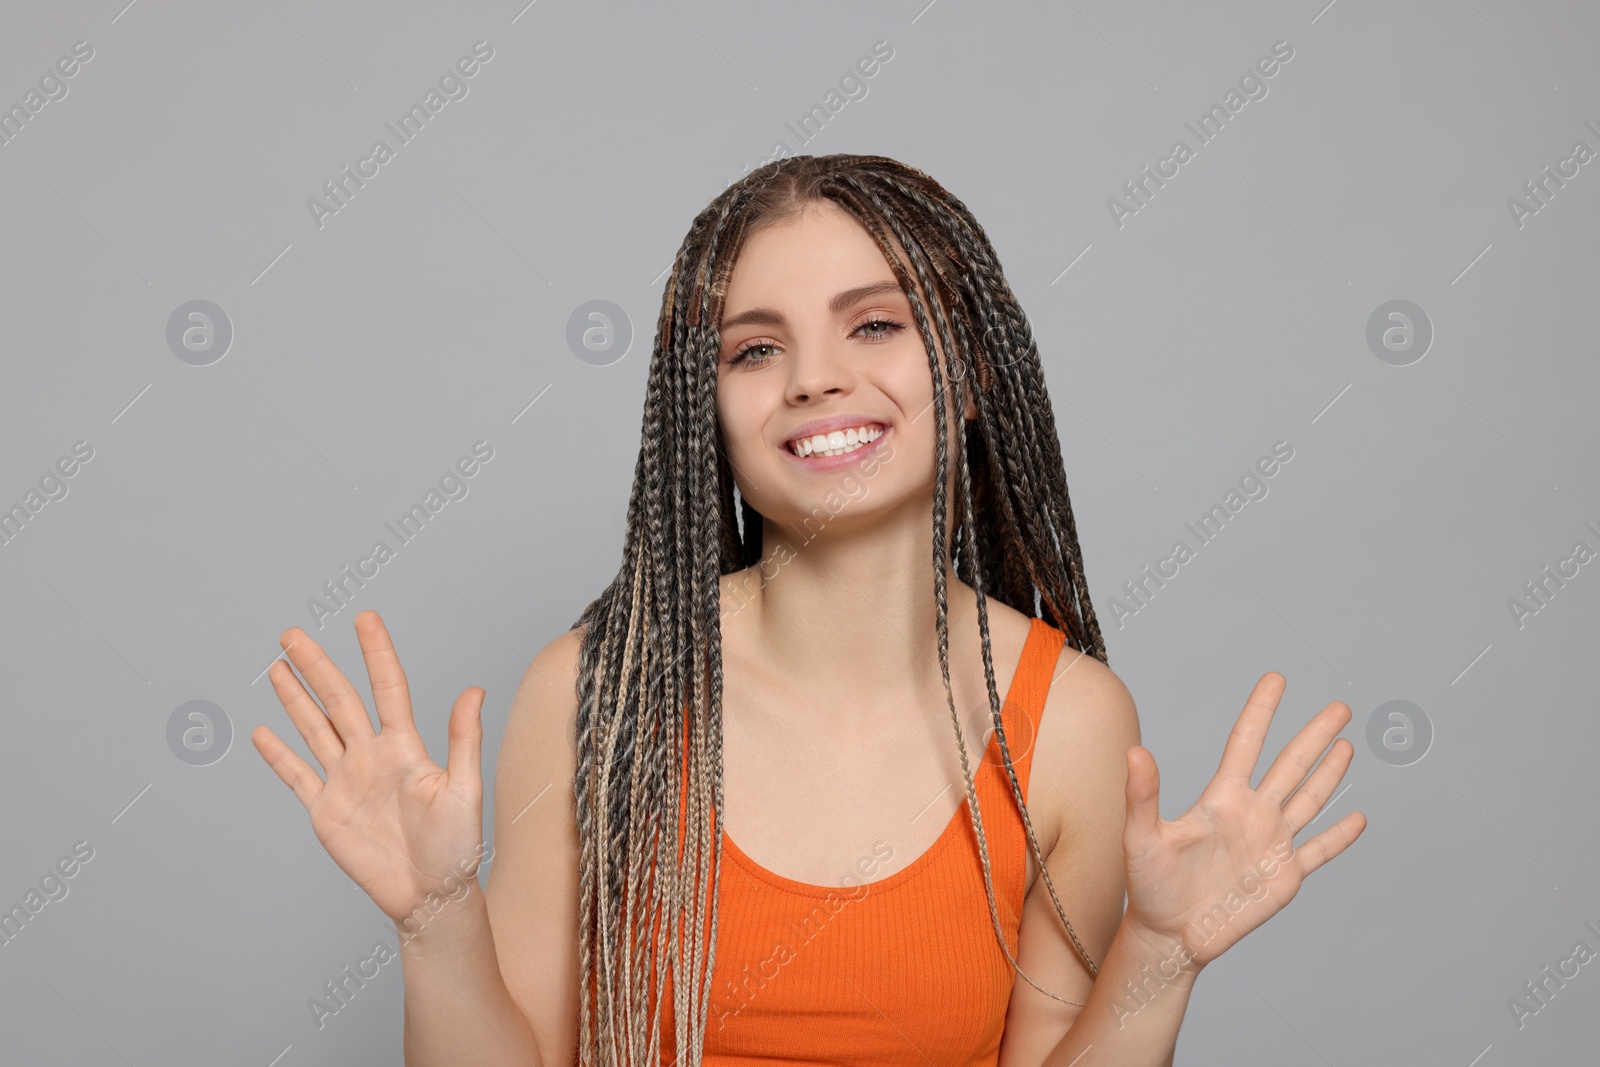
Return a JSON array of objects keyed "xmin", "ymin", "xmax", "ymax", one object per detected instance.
[
  {"xmin": 1285, "ymin": 809, "xmax": 1367, "ymax": 877},
  {"xmin": 1123, "ymin": 745, "xmax": 1162, "ymax": 850},
  {"xmin": 446, "ymin": 686, "xmax": 485, "ymax": 787},
  {"xmin": 279, "ymin": 625, "xmax": 376, "ymax": 743},
  {"xmin": 265, "ymin": 657, "xmax": 345, "ymax": 770},
  {"xmin": 1213, "ymin": 672, "xmax": 1286, "ymax": 785},
  {"xmin": 1257, "ymin": 700, "xmax": 1354, "ymax": 806},
  {"xmin": 354, "ymin": 611, "xmax": 416, "ymax": 735},
  {"xmin": 251, "ymin": 724, "xmax": 326, "ymax": 809},
  {"xmin": 1280, "ymin": 737, "xmax": 1355, "ymax": 833}
]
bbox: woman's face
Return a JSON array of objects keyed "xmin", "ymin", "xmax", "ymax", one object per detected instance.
[{"xmin": 714, "ymin": 200, "xmax": 973, "ymax": 533}]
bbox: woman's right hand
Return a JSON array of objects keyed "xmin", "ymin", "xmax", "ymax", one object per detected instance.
[{"xmin": 251, "ymin": 610, "xmax": 487, "ymax": 929}]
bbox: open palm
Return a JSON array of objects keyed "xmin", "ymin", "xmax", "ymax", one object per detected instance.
[
  {"xmin": 251, "ymin": 610, "xmax": 486, "ymax": 926},
  {"xmin": 1119, "ymin": 672, "xmax": 1367, "ymax": 969}
]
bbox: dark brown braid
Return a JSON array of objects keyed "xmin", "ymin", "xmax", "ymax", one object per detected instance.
[{"xmin": 570, "ymin": 154, "xmax": 1109, "ymax": 1064}]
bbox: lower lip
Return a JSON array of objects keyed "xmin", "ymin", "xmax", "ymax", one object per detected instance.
[{"xmin": 781, "ymin": 426, "xmax": 891, "ymax": 471}]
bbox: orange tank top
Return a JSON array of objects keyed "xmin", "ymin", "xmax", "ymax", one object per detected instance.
[{"xmin": 653, "ymin": 617, "xmax": 1068, "ymax": 1065}]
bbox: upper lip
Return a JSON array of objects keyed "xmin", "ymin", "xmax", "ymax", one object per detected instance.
[{"xmin": 782, "ymin": 413, "xmax": 888, "ymax": 450}]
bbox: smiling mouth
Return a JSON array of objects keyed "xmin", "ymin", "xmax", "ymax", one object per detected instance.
[{"xmin": 786, "ymin": 423, "xmax": 886, "ymax": 458}]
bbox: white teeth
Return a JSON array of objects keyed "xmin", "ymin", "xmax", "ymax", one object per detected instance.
[{"xmin": 790, "ymin": 424, "xmax": 883, "ymax": 458}]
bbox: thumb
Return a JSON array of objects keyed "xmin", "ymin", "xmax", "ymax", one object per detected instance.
[
  {"xmin": 1124, "ymin": 744, "xmax": 1161, "ymax": 847},
  {"xmin": 446, "ymin": 686, "xmax": 485, "ymax": 787}
]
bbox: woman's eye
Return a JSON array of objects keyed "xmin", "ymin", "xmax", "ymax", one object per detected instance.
[
  {"xmin": 729, "ymin": 342, "xmax": 776, "ymax": 367},
  {"xmin": 856, "ymin": 318, "xmax": 906, "ymax": 341}
]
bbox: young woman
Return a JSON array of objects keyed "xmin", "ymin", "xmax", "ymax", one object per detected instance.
[{"xmin": 253, "ymin": 154, "xmax": 1366, "ymax": 1066}]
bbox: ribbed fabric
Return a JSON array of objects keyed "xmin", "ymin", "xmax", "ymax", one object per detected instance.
[{"xmin": 654, "ymin": 617, "xmax": 1067, "ymax": 1065}]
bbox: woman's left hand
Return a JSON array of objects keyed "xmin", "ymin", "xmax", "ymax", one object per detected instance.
[{"xmin": 1118, "ymin": 671, "xmax": 1367, "ymax": 973}]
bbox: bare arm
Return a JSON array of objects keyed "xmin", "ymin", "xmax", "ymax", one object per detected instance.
[
  {"xmin": 251, "ymin": 612, "xmax": 581, "ymax": 1067},
  {"xmin": 398, "ymin": 626, "xmax": 586, "ymax": 1065},
  {"xmin": 1003, "ymin": 667, "xmax": 1366, "ymax": 1066},
  {"xmin": 481, "ymin": 627, "xmax": 586, "ymax": 1062},
  {"xmin": 1033, "ymin": 917, "xmax": 1198, "ymax": 1065},
  {"xmin": 999, "ymin": 650, "xmax": 1178, "ymax": 1065},
  {"xmin": 394, "ymin": 887, "xmax": 544, "ymax": 1065}
]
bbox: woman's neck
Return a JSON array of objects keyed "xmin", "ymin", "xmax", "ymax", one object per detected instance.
[{"xmin": 730, "ymin": 503, "xmax": 978, "ymax": 705}]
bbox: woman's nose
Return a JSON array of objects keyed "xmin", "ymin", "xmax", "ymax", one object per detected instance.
[{"xmin": 785, "ymin": 342, "xmax": 854, "ymax": 403}]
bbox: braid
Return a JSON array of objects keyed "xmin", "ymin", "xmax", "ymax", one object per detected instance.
[
  {"xmin": 869, "ymin": 168, "xmax": 1109, "ymax": 981},
  {"xmin": 571, "ymin": 154, "xmax": 1108, "ymax": 1063},
  {"xmin": 833, "ymin": 171, "xmax": 1101, "ymax": 998}
]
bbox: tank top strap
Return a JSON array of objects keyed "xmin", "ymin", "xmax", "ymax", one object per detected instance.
[
  {"xmin": 982, "ymin": 617, "xmax": 1067, "ymax": 806},
  {"xmin": 959, "ymin": 617, "xmax": 1067, "ymax": 942}
]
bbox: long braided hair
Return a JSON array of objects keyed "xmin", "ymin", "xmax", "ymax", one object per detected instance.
[{"xmin": 569, "ymin": 153, "xmax": 1109, "ymax": 1064}]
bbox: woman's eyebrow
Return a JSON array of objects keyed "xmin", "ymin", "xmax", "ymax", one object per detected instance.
[{"xmin": 719, "ymin": 280, "xmax": 905, "ymax": 331}]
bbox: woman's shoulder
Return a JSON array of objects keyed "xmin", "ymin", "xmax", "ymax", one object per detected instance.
[
  {"xmin": 1037, "ymin": 633, "xmax": 1140, "ymax": 761},
  {"xmin": 503, "ymin": 626, "xmax": 587, "ymax": 757},
  {"xmin": 985, "ymin": 599, "xmax": 1139, "ymax": 774},
  {"xmin": 530, "ymin": 624, "xmax": 586, "ymax": 691},
  {"xmin": 1029, "ymin": 630, "xmax": 1141, "ymax": 842}
]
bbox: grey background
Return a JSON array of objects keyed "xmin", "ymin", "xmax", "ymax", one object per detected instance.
[{"xmin": 1, "ymin": 0, "xmax": 1596, "ymax": 1064}]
